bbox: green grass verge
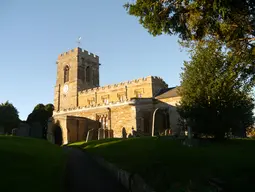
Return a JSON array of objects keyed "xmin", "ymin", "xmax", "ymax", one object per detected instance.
[
  {"xmin": 0, "ymin": 136, "xmax": 67, "ymax": 192},
  {"xmin": 69, "ymin": 137, "xmax": 255, "ymax": 192}
]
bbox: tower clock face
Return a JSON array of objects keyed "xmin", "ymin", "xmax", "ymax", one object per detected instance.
[{"xmin": 63, "ymin": 84, "xmax": 69, "ymax": 94}]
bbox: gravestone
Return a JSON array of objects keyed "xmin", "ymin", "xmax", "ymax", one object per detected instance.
[
  {"xmin": 86, "ymin": 129, "xmax": 94, "ymax": 142},
  {"xmin": 122, "ymin": 127, "xmax": 127, "ymax": 139},
  {"xmin": 12, "ymin": 128, "xmax": 17, "ymax": 136},
  {"xmin": 30, "ymin": 122, "xmax": 43, "ymax": 139},
  {"xmin": 164, "ymin": 129, "xmax": 172, "ymax": 136},
  {"xmin": 105, "ymin": 129, "xmax": 109, "ymax": 139},
  {"xmin": 16, "ymin": 123, "xmax": 30, "ymax": 137},
  {"xmin": 188, "ymin": 126, "xmax": 192, "ymax": 139},
  {"xmin": 0, "ymin": 126, "xmax": 5, "ymax": 135},
  {"xmin": 109, "ymin": 129, "xmax": 113, "ymax": 138},
  {"xmin": 98, "ymin": 128, "xmax": 105, "ymax": 140}
]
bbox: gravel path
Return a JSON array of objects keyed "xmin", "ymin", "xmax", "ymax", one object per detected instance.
[{"xmin": 63, "ymin": 147, "xmax": 127, "ymax": 192}]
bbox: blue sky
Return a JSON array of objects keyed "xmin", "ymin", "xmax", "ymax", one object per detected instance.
[{"xmin": 0, "ymin": 0, "xmax": 189, "ymax": 120}]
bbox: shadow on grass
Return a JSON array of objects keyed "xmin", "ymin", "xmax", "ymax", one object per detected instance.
[
  {"xmin": 0, "ymin": 135, "xmax": 67, "ymax": 192},
  {"xmin": 68, "ymin": 136, "xmax": 255, "ymax": 192}
]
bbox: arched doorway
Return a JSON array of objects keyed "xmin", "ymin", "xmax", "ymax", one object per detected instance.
[
  {"xmin": 53, "ymin": 125, "xmax": 63, "ymax": 146},
  {"xmin": 152, "ymin": 108, "xmax": 169, "ymax": 136}
]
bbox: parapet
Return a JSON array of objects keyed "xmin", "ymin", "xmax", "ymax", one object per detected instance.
[
  {"xmin": 58, "ymin": 47, "xmax": 78, "ymax": 59},
  {"xmin": 58, "ymin": 47, "xmax": 99, "ymax": 61},
  {"xmin": 78, "ymin": 48, "xmax": 99, "ymax": 61},
  {"xmin": 54, "ymin": 99, "xmax": 135, "ymax": 115},
  {"xmin": 78, "ymin": 76, "xmax": 154, "ymax": 95},
  {"xmin": 151, "ymin": 76, "xmax": 168, "ymax": 87}
]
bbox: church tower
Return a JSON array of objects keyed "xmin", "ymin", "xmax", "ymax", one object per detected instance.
[{"xmin": 54, "ymin": 47, "xmax": 100, "ymax": 111}]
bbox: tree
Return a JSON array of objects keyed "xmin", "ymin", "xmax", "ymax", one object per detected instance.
[
  {"xmin": 27, "ymin": 103, "xmax": 54, "ymax": 139},
  {"xmin": 124, "ymin": 0, "xmax": 255, "ymax": 52},
  {"xmin": 45, "ymin": 104, "xmax": 54, "ymax": 117},
  {"xmin": 33, "ymin": 103, "xmax": 45, "ymax": 111},
  {"xmin": 0, "ymin": 101, "xmax": 20, "ymax": 134},
  {"xmin": 177, "ymin": 41, "xmax": 254, "ymax": 139},
  {"xmin": 124, "ymin": 0, "xmax": 255, "ymax": 87}
]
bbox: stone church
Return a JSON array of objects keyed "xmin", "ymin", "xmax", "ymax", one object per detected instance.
[{"xmin": 48, "ymin": 47, "xmax": 181, "ymax": 145}]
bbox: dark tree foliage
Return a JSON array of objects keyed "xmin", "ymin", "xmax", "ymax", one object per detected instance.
[
  {"xmin": 124, "ymin": 0, "xmax": 255, "ymax": 50},
  {"xmin": 45, "ymin": 104, "xmax": 54, "ymax": 117},
  {"xmin": 27, "ymin": 103, "xmax": 54, "ymax": 139},
  {"xmin": 0, "ymin": 101, "xmax": 20, "ymax": 134},
  {"xmin": 124, "ymin": 0, "xmax": 255, "ymax": 139},
  {"xmin": 177, "ymin": 41, "xmax": 254, "ymax": 139},
  {"xmin": 125, "ymin": 0, "xmax": 255, "ymax": 87}
]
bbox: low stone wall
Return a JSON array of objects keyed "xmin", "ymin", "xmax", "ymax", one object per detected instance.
[{"xmin": 89, "ymin": 152, "xmax": 155, "ymax": 192}]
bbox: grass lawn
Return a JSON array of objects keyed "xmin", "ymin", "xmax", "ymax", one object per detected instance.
[
  {"xmin": 0, "ymin": 136, "xmax": 67, "ymax": 192},
  {"xmin": 69, "ymin": 137, "xmax": 255, "ymax": 192}
]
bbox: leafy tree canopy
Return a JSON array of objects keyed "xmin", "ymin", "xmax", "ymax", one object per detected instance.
[
  {"xmin": 27, "ymin": 103, "xmax": 54, "ymax": 139},
  {"xmin": 27, "ymin": 103, "xmax": 54, "ymax": 123},
  {"xmin": 125, "ymin": 0, "xmax": 255, "ymax": 88},
  {"xmin": 45, "ymin": 104, "xmax": 54, "ymax": 117},
  {"xmin": 0, "ymin": 101, "xmax": 20, "ymax": 133},
  {"xmin": 33, "ymin": 103, "xmax": 45, "ymax": 111},
  {"xmin": 177, "ymin": 41, "xmax": 254, "ymax": 139},
  {"xmin": 124, "ymin": 0, "xmax": 255, "ymax": 53}
]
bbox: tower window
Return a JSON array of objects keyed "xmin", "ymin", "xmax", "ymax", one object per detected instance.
[
  {"xmin": 86, "ymin": 66, "xmax": 90, "ymax": 83},
  {"xmin": 64, "ymin": 65, "xmax": 69, "ymax": 83}
]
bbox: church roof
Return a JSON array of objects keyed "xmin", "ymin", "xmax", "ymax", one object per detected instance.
[{"xmin": 155, "ymin": 86, "xmax": 180, "ymax": 99}]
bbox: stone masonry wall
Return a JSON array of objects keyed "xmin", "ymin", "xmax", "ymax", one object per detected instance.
[
  {"xmin": 54, "ymin": 48, "xmax": 80, "ymax": 110},
  {"xmin": 52, "ymin": 47, "xmax": 176, "ymax": 143},
  {"xmin": 111, "ymin": 104, "xmax": 136, "ymax": 137},
  {"xmin": 53, "ymin": 102, "xmax": 137, "ymax": 142},
  {"xmin": 52, "ymin": 116, "xmax": 68, "ymax": 145},
  {"xmin": 77, "ymin": 76, "xmax": 168, "ymax": 108},
  {"xmin": 156, "ymin": 96, "xmax": 182, "ymax": 134},
  {"xmin": 55, "ymin": 47, "xmax": 100, "ymax": 111},
  {"xmin": 135, "ymin": 102, "xmax": 155, "ymax": 135}
]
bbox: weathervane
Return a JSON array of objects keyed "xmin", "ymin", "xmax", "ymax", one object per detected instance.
[{"xmin": 77, "ymin": 36, "xmax": 82, "ymax": 47}]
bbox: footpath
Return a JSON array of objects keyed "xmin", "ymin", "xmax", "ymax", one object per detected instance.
[{"xmin": 63, "ymin": 147, "xmax": 127, "ymax": 192}]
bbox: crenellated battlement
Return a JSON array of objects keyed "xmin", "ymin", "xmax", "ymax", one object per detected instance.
[
  {"xmin": 78, "ymin": 76, "xmax": 154, "ymax": 95},
  {"xmin": 58, "ymin": 47, "xmax": 99, "ymax": 61},
  {"xmin": 151, "ymin": 76, "xmax": 168, "ymax": 86},
  {"xmin": 53, "ymin": 99, "xmax": 135, "ymax": 115},
  {"xmin": 77, "ymin": 75, "xmax": 167, "ymax": 95},
  {"xmin": 78, "ymin": 48, "xmax": 99, "ymax": 61}
]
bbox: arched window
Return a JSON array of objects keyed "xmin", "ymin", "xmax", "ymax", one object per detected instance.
[
  {"xmin": 64, "ymin": 65, "xmax": 69, "ymax": 83},
  {"xmin": 86, "ymin": 66, "xmax": 90, "ymax": 83}
]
